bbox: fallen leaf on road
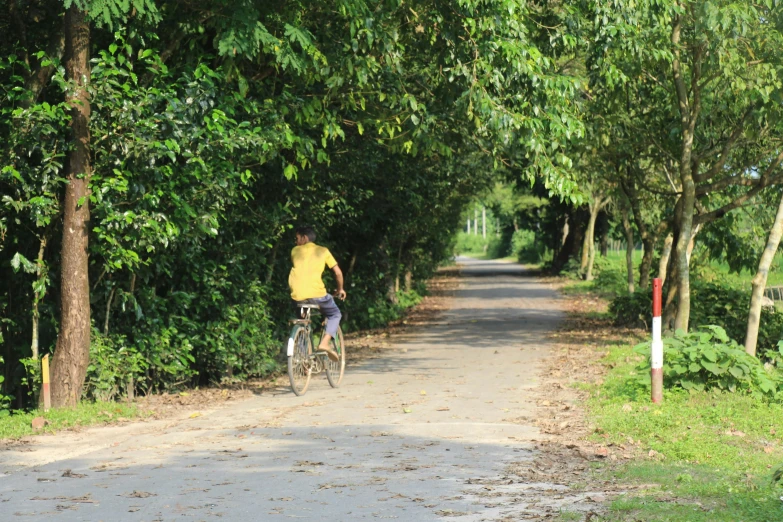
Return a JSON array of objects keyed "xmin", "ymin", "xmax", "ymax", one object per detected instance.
[
  {"xmin": 403, "ymin": 408, "xmax": 412, "ymax": 413},
  {"xmin": 420, "ymin": 390, "xmax": 427, "ymax": 395},
  {"xmin": 436, "ymin": 407, "xmax": 450, "ymax": 412},
  {"xmin": 189, "ymin": 412, "xmax": 202, "ymax": 418},
  {"xmin": 126, "ymin": 491, "xmax": 156, "ymax": 498},
  {"xmin": 62, "ymin": 470, "xmax": 86, "ymax": 479}
]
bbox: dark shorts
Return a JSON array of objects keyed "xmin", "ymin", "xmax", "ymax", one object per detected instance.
[{"xmin": 295, "ymin": 295, "xmax": 342, "ymax": 337}]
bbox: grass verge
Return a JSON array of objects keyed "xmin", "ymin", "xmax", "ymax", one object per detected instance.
[
  {"xmin": 584, "ymin": 336, "xmax": 783, "ymax": 521},
  {"xmin": 0, "ymin": 401, "xmax": 145, "ymax": 440}
]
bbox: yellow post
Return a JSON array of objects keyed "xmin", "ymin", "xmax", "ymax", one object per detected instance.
[{"xmin": 41, "ymin": 354, "xmax": 51, "ymax": 411}]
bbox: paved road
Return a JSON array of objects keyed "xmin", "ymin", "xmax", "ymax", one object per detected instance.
[{"xmin": 0, "ymin": 257, "xmax": 571, "ymax": 521}]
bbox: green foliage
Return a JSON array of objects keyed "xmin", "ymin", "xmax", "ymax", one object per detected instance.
[
  {"xmin": 64, "ymin": 0, "xmax": 160, "ymax": 28},
  {"xmin": 346, "ymin": 288, "xmax": 424, "ymax": 331},
  {"xmin": 634, "ymin": 326, "xmax": 783, "ymax": 399},
  {"xmin": 18, "ymin": 357, "xmax": 40, "ymax": 403},
  {"xmin": 610, "ymin": 291, "xmax": 653, "ymax": 328},
  {"xmin": 510, "ymin": 230, "xmax": 541, "ymax": 263},
  {"xmin": 85, "ymin": 330, "xmax": 145, "ymax": 402},
  {"xmin": 0, "ymin": 356, "xmax": 10, "ymax": 416},
  {"xmin": 454, "ymin": 232, "xmax": 489, "ymax": 256},
  {"xmin": 687, "ymin": 282, "xmax": 783, "ymax": 361},
  {"xmin": 611, "ymin": 279, "xmax": 783, "ymax": 360},
  {"xmin": 0, "ymin": 0, "xmax": 588, "ymax": 408}
]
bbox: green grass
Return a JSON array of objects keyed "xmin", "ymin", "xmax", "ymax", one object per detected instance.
[
  {"xmin": 0, "ymin": 401, "xmax": 146, "ymax": 440},
  {"xmin": 586, "ymin": 344, "xmax": 783, "ymax": 521},
  {"xmin": 706, "ymin": 257, "xmax": 783, "ymax": 288}
]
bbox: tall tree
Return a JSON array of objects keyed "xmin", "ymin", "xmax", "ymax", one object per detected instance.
[
  {"xmin": 745, "ymin": 189, "xmax": 783, "ymax": 356},
  {"xmin": 50, "ymin": 5, "xmax": 91, "ymax": 407}
]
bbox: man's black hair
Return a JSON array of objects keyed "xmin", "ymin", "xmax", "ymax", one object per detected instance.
[{"xmin": 295, "ymin": 226, "xmax": 316, "ymax": 242}]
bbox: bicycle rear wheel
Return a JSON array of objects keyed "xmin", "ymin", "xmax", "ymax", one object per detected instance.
[
  {"xmin": 287, "ymin": 325, "xmax": 312, "ymax": 396},
  {"xmin": 325, "ymin": 326, "xmax": 345, "ymax": 388}
]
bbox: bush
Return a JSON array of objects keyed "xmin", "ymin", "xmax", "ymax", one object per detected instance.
[
  {"xmin": 0, "ymin": 356, "xmax": 10, "ymax": 416},
  {"xmin": 485, "ymin": 235, "xmax": 510, "ymax": 259},
  {"xmin": 454, "ymin": 232, "xmax": 488, "ymax": 255},
  {"xmin": 609, "ymin": 279, "xmax": 783, "ymax": 360},
  {"xmin": 85, "ymin": 330, "xmax": 146, "ymax": 402},
  {"xmin": 634, "ymin": 326, "xmax": 783, "ymax": 399},
  {"xmin": 610, "ymin": 292, "xmax": 652, "ymax": 327},
  {"xmin": 194, "ymin": 282, "xmax": 279, "ymax": 383},
  {"xmin": 511, "ymin": 229, "xmax": 547, "ymax": 263}
]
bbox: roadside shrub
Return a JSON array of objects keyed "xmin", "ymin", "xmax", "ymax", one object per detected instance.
[
  {"xmin": 593, "ymin": 257, "xmax": 630, "ymax": 295},
  {"xmin": 610, "ymin": 292, "xmax": 652, "ymax": 327},
  {"xmin": 454, "ymin": 232, "xmax": 487, "ymax": 255},
  {"xmin": 610, "ymin": 280, "xmax": 783, "ymax": 359},
  {"xmin": 511, "ymin": 229, "xmax": 548, "ymax": 263},
  {"xmin": 633, "ymin": 326, "xmax": 783, "ymax": 399},
  {"xmin": 0, "ymin": 355, "xmax": 10, "ymax": 416},
  {"xmin": 485, "ymin": 235, "xmax": 510, "ymax": 259},
  {"xmin": 193, "ymin": 283, "xmax": 279, "ymax": 383},
  {"xmin": 85, "ymin": 330, "xmax": 146, "ymax": 402}
]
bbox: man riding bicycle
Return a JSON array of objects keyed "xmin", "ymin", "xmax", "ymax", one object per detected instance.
[{"xmin": 289, "ymin": 226, "xmax": 346, "ymax": 362}]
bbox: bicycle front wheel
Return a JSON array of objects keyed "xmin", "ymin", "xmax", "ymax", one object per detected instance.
[
  {"xmin": 287, "ymin": 325, "xmax": 312, "ymax": 396},
  {"xmin": 325, "ymin": 326, "xmax": 345, "ymax": 388}
]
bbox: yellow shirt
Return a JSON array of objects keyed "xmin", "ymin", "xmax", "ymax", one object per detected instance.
[{"xmin": 289, "ymin": 243, "xmax": 338, "ymax": 301}]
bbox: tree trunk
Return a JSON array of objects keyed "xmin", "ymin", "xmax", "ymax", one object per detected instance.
[
  {"xmin": 404, "ymin": 270, "xmax": 413, "ymax": 293},
  {"xmin": 658, "ymin": 233, "xmax": 673, "ymax": 285},
  {"xmin": 672, "ymin": 146, "xmax": 696, "ymax": 332},
  {"xmin": 346, "ymin": 252, "xmax": 357, "ymax": 280},
  {"xmin": 264, "ymin": 240, "xmax": 279, "ymax": 284},
  {"xmin": 552, "ymin": 208, "xmax": 587, "ymax": 273},
  {"xmin": 579, "ymin": 212, "xmax": 594, "ymax": 273},
  {"xmin": 671, "ymin": 14, "xmax": 699, "ymax": 333},
  {"xmin": 686, "ymin": 223, "xmax": 701, "ymax": 266},
  {"xmin": 585, "ymin": 237, "xmax": 598, "ymax": 281},
  {"xmin": 582, "ymin": 197, "xmax": 606, "ymax": 278},
  {"xmin": 559, "ymin": 215, "xmax": 568, "ymax": 246},
  {"xmin": 621, "ymin": 208, "xmax": 635, "ymax": 293},
  {"xmin": 51, "ymin": 6, "xmax": 92, "ymax": 408},
  {"xmin": 599, "ymin": 212, "xmax": 609, "ymax": 257},
  {"xmin": 482, "ymin": 206, "xmax": 486, "ymax": 239},
  {"xmin": 103, "ymin": 286, "xmax": 115, "ymax": 336},
  {"xmin": 745, "ymin": 191, "xmax": 783, "ymax": 356},
  {"xmin": 639, "ymin": 236, "xmax": 654, "ymax": 290},
  {"xmin": 623, "ymin": 173, "xmax": 657, "ymax": 291}
]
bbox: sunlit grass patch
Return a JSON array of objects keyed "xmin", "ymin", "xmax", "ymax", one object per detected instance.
[
  {"xmin": 587, "ymin": 344, "xmax": 783, "ymax": 521},
  {"xmin": 0, "ymin": 401, "xmax": 146, "ymax": 440}
]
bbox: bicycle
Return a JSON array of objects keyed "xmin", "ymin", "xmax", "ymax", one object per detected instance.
[{"xmin": 286, "ymin": 303, "xmax": 345, "ymax": 396}]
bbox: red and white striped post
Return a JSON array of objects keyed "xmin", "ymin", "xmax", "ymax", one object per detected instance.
[{"xmin": 651, "ymin": 278, "xmax": 663, "ymax": 403}]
